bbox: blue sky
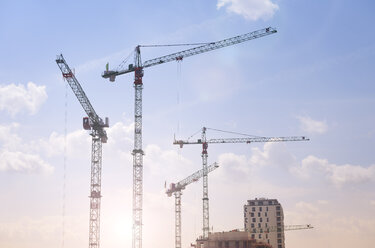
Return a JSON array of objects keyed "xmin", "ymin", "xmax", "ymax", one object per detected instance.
[{"xmin": 1, "ymin": 1, "xmax": 375, "ymax": 248}]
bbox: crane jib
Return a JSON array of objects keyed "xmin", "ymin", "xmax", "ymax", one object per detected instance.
[{"xmin": 102, "ymin": 27, "xmax": 277, "ymax": 80}]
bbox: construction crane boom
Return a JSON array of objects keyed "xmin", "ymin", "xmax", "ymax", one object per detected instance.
[
  {"xmin": 102, "ymin": 27, "xmax": 276, "ymax": 81},
  {"xmin": 56, "ymin": 55, "xmax": 108, "ymax": 140},
  {"xmin": 167, "ymin": 163, "xmax": 219, "ymax": 248},
  {"xmin": 56, "ymin": 54, "xmax": 109, "ymax": 248},
  {"xmin": 167, "ymin": 162, "xmax": 219, "ymax": 196},
  {"xmin": 245, "ymin": 224, "xmax": 314, "ymax": 233},
  {"xmin": 102, "ymin": 27, "xmax": 277, "ymax": 248},
  {"xmin": 174, "ymin": 136, "xmax": 308, "ymax": 147}
]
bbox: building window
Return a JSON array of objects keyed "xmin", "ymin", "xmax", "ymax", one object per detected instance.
[
  {"xmin": 265, "ymin": 223, "xmax": 268, "ymax": 227},
  {"xmin": 277, "ymin": 222, "xmax": 281, "ymax": 227},
  {"xmin": 268, "ymin": 200, "xmax": 272, "ymax": 205},
  {"xmin": 266, "ymin": 207, "xmax": 268, "ymax": 211},
  {"xmin": 258, "ymin": 223, "xmax": 261, "ymax": 228},
  {"xmin": 276, "ymin": 206, "xmax": 281, "ymax": 211},
  {"xmin": 225, "ymin": 241, "xmax": 229, "ymax": 248},
  {"xmin": 243, "ymin": 241, "xmax": 247, "ymax": 248},
  {"xmin": 267, "ymin": 240, "xmax": 270, "ymax": 244},
  {"xmin": 218, "ymin": 242, "xmax": 222, "ymax": 248},
  {"xmin": 278, "ymin": 245, "xmax": 282, "ymax": 248},
  {"xmin": 252, "ymin": 218, "xmax": 256, "ymax": 222},
  {"xmin": 278, "ymin": 239, "xmax": 282, "ymax": 244},
  {"xmin": 251, "ymin": 223, "xmax": 254, "ymax": 228},
  {"xmin": 277, "ymin": 217, "xmax": 281, "ymax": 221},
  {"xmin": 260, "ymin": 218, "xmax": 263, "ymax": 222},
  {"xmin": 265, "ymin": 212, "xmax": 267, "ymax": 217},
  {"xmin": 266, "ymin": 234, "xmax": 268, "ymax": 239},
  {"xmin": 251, "ymin": 213, "xmax": 254, "ymax": 217},
  {"xmin": 267, "ymin": 218, "xmax": 269, "ymax": 222},
  {"xmin": 244, "ymin": 207, "xmax": 247, "ymax": 212},
  {"xmin": 277, "ymin": 233, "xmax": 281, "ymax": 238},
  {"xmin": 245, "ymin": 218, "xmax": 248, "ymax": 223},
  {"xmin": 259, "ymin": 201, "xmax": 263, "ymax": 206},
  {"xmin": 259, "ymin": 234, "xmax": 262, "ymax": 239},
  {"xmin": 252, "ymin": 207, "xmax": 255, "ymax": 212},
  {"xmin": 276, "ymin": 211, "xmax": 281, "ymax": 216},
  {"xmin": 251, "ymin": 234, "xmax": 255, "ymax": 239},
  {"xmin": 258, "ymin": 212, "xmax": 261, "ymax": 217},
  {"xmin": 235, "ymin": 241, "xmax": 239, "ymax": 248},
  {"xmin": 259, "ymin": 207, "xmax": 262, "ymax": 212}
]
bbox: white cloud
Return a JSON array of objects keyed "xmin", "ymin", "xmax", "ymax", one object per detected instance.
[
  {"xmin": 215, "ymin": 142, "xmax": 374, "ymax": 188},
  {"xmin": 292, "ymin": 155, "xmax": 375, "ymax": 187},
  {"xmin": 0, "ymin": 82, "xmax": 47, "ymax": 116},
  {"xmin": 0, "ymin": 123, "xmax": 53, "ymax": 174},
  {"xmin": 0, "ymin": 150, "xmax": 53, "ymax": 174},
  {"xmin": 296, "ymin": 201, "xmax": 319, "ymax": 213},
  {"xmin": 0, "ymin": 215, "xmax": 87, "ymax": 248},
  {"xmin": 217, "ymin": 0, "xmax": 279, "ymax": 21},
  {"xmin": 297, "ymin": 115, "xmax": 328, "ymax": 134}
]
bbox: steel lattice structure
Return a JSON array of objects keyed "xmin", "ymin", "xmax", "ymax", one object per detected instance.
[
  {"xmin": 245, "ymin": 224, "xmax": 314, "ymax": 234},
  {"xmin": 166, "ymin": 163, "xmax": 219, "ymax": 248},
  {"xmin": 102, "ymin": 27, "xmax": 277, "ymax": 248},
  {"xmin": 174, "ymin": 127, "xmax": 309, "ymax": 239},
  {"xmin": 56, "ymin": 54, "xmax": 108, "ymax": 248},
  {"xmin": 132, "ymin": 48, "xmax": 144, "ymax": 248}
]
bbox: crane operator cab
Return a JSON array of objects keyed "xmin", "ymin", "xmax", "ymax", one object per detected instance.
[{"xmin": 83, "ymin": 117, "xmax": 91, "ymax": 130}]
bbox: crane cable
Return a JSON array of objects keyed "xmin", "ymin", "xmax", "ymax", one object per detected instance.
[
  {"xmin": 139, "ymin": 42, "xmax": 212, "ymax": 48},
  {"xmin": 116, "ymin": 50, "xmax": 135, "ymax": 71},
  {"xmin": 61, "ymin": 80, "xmax": 68, "ymax": 248},
  {"xmin": 205, "ymin": 127, "xmax": 266, "ymax": 138}
]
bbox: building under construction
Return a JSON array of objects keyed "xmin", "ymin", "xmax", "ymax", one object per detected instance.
[
  {"xmin": 244, "ymin": 198, "xmax": 285, "ymax": 248},
  {"xmin": 194, "ymin": 231, "xmax": 272, "ymax": 248}
]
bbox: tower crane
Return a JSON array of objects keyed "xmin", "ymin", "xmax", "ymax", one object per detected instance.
[
  {"xmin": 174, "ymin": 127, "xmax": 309, "ymax": 239},
  {"xmin": 167, "ymin": 162, "xmax": 219, "ymax": 248},
  {"xmin": 56, "ymin": 54, "xmax": 109, "ymax": 248},
  {"xmin": 102, "ymin": 27, "xmax": 277, "ymax": 248}
]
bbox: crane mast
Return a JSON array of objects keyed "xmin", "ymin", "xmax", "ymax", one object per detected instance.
[
  {"xmin": 132, "ymin": 46, "xmax": 144, "ymax": 248},
  {"xmin": 102, "ymin": 27, "xmax": 277, "ymax": 248},
  {"xmin": 167, "ymin": 163, "xmax": 219, "ymax": 248},
  {"xmin": 174, "ymin": 127, "xmax": 309, "ymax": 239},
  {"xmin": 56, "ymin": 54, "xmax": 109, "ymax": 248}
]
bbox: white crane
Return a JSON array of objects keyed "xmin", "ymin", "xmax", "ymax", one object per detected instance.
[
  {"xmin": 56, "ymin": 54, "xmax": 109, "ymax": 248},
  {"xmin": 102, "ymin": 27, "xmax": 277, "ymax": 248},
  {"xmin": 166, "ymin": 162, "xmax": 219, "ymax": 248},
  {"xmin": 174, "ymin": 127, "xmax": 309, "ymax": 239}
]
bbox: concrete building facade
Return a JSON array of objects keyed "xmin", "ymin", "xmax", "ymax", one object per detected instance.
[
  {"xmin": 195, "ymin": 231, "xmax": 272, "ymax": 248},
  {"xmin": 244, "ymin": 198, "xmax": 285, "ymax": 248}
]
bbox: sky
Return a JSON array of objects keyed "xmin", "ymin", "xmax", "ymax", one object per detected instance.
[{"xmin": 0, "ymin": 0, "xmax": 375, "ymax": 248}]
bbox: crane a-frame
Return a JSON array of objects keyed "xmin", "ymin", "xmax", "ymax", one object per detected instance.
[
  {"xmin": 102, "ymin": 27, "xmax": 277, "ymax": 248},
  {"xmin": 56, "ymin": 54, "xmax": 109, "ymax": 248},
  {"xmin": 174, "ymin": 127, "xmax": 309, "ymax": 239},
  {"xmin": 167, "ymin": 162, "xmax": 219, "ymax": 248}
]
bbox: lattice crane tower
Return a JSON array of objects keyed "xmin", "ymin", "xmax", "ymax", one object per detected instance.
[
  {"xmin": 166, "ymin": 162, "xmax": 219, "ymax": 248},
  {"xmin": 102, "ymin": 27, "xmax": 277, "ymax": 248},
  {"xmin": 56, "ymin": 54, "xmax": 109, "ymax": 248}
]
